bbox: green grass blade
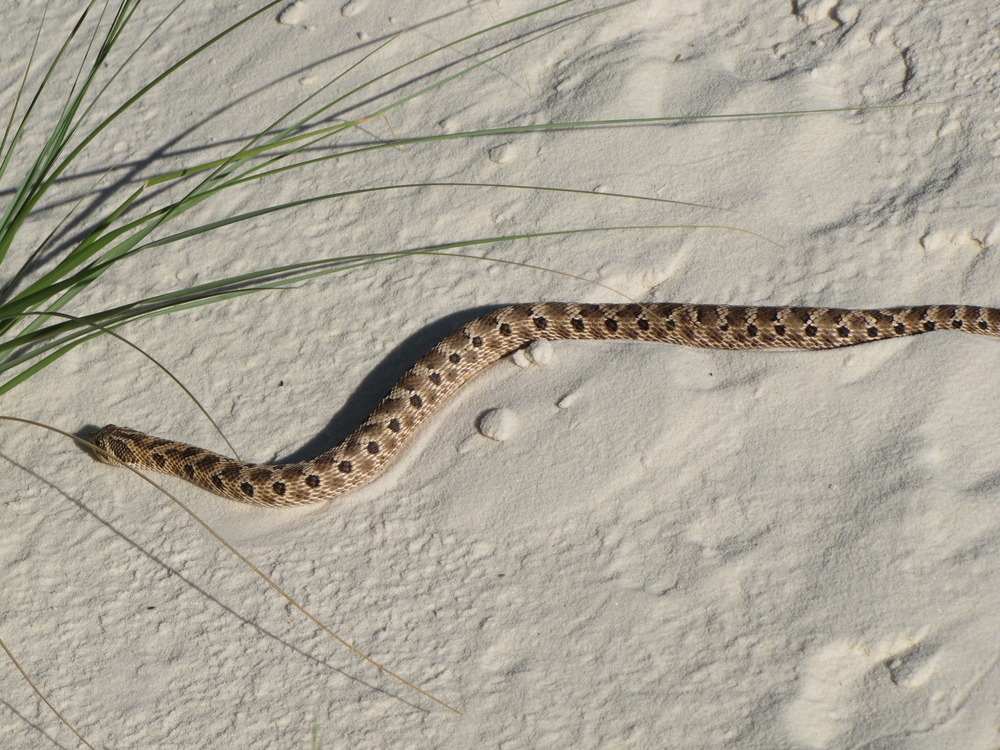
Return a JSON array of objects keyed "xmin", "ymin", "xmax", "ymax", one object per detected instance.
[
  {"xmin": 0, "ymin": 162, "xmax": 123, "ymax": 306},
  {"xmin": 0, "ymin": 0, "xmax": 105, "ymax": 240},
  {"xmin": 147, "ymin": 0, "xmax": 634, "ymax": 186},
  {"xmin": 0, "ymin": 311, "xmax": 240, "ymax": 456},
  {"xmin": 3, "ymin": 0, "xmax": 648, "ymax": 341},
  {"xmin": 0, "ymin": 0, "xmax": 288, "ymax": 267},
  {"xmin": 0, "ymin": 222, "xmax": 771, "ymax": 372},
  {"xmin": 0, "ymin": 2, "xmax": 48, "ymax": 179}
]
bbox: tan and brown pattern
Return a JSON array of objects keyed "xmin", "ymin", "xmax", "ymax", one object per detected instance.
[{"xmin": 90, "ymin": 302, "xmax": 1000, "ymax": 507}]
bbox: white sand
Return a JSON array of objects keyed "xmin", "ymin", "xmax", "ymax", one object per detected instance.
[{"xmin": 2, "ymin": 1, "xmax": 999, "ymax": 747}]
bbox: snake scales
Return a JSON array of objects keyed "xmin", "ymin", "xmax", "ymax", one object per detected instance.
[{"xmin": 90, "ymin": 301, "xmax": 1000, "ymax": 507}]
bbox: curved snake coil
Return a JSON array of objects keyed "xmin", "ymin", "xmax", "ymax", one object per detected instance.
[{"xmin": 90, "ymin": 301, "xmax": 1000, "ymax": 507}]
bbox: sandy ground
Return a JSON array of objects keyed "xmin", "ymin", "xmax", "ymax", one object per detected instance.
[{"xmin": 2, "ymin": 1, "xmax": 999, "ymax": 747}]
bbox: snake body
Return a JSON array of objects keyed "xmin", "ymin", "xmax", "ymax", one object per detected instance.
[{"xmin": 90, "ymin": 302, "xmax": 1000, "ymax": 507}]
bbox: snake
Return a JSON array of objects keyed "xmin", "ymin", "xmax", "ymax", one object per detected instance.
[{"xmin": 89, "ymin": 301, "xmax": 1000, "ymax": 507}]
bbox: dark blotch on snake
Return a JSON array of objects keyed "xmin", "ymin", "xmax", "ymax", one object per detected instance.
[
  {"xmin": 867, "ymin": 326, "xmax": 879, "ymax": 337},
  {"xmin": 747, "ymin": 324, "xmax": 758, "ymax": 337},
  {"xmin": 337, "ymin": 461, "xmax": 352, "ymax": 474},
  {"xmin": 211, "ymin": 475, "xmax": 225, "ymax": 491},
  {"xmin": 923, "ymin": 321, "xmax": 937, "ymax": 331},
  {"xmin": 184, "ymin": 464, "xmax": 195, "ymax": 479},
  {"xmin": 571, "ymin": 318, "xmax": 585, "ymax": 331},
  {"xmin": 410, "ymin": 394, "xmax": 423, "ymax": 408},
  {"xmin": 637, "ymin": 318, "xmax": 650, "ymax": 331},
  {"xmin": 605, "ymin": 318, "xmax": 618, "ymax": 332},
  {"xmin": 367, "ymin": 441, "xmax": 380, "ymax": 455},
  {"xmin": 472, "ymin": 336, "xmax": 483, "ymax": 347},
  {"xmin": 240, "ymin": 482, "xmax": 254, "ymax": 497},
  {"xmin": 894, "ymin": 323, "xmax": 906, "ymax": 334},
  {"xmin": 449, "ymin": 353, "xmax": 461, "ymax": 364},
  {"xmin": 272, "ymin": 482, "xmax": 286, "ymax": 496},
  {"xmin": 388, "ymin": 418, "xmax": 401, "ymax": 433},
  {"xmin": 805, "ymin": 324, "xmax": 818, "ymax": 337},
  {"xmin": 306, "ymin": 474, "xmax": 322, "ymax": 487},
  {"xmin": 837, "ymin": 326, "xmax": 850, "ymax": 338},
  {"xmin": 152, "ymin": 453, "xmax": 166, "ymax": 468},
  {"xmin": 499, "ymin": 323, "xmax": 512, "ymax": 335},
  {"xmin": 429, "ymin": 372, "xmax": 442, "ymax": 385},
  {"xmin": 774, "ymin": 324, "xmax": 786, "ymax": 336},
  {"xmin": 952, "ymin": 319, "xmax": 963, "ymax": 329},
  {"xmin": 533, "ymin": 316, "xmax": 548, "ymax": 329}
]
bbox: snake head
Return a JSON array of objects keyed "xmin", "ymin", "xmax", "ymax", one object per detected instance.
[{"xmin": 89, "ymin": 424, "xmax": 131, "ymax": 465}]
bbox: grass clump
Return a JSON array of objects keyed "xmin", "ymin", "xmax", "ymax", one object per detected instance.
[
  {"xmin": 0, "ymin": 0, "xmax": 912, "ymax": 745},
  {"xmin": 0, "ymin": 0, "xmax": 685, "ymax": 741}
]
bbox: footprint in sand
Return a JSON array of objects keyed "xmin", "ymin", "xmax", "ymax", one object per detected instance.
[{"xmin": 782, "ymin": 632, "xmax": 944, "ymax": 748}]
